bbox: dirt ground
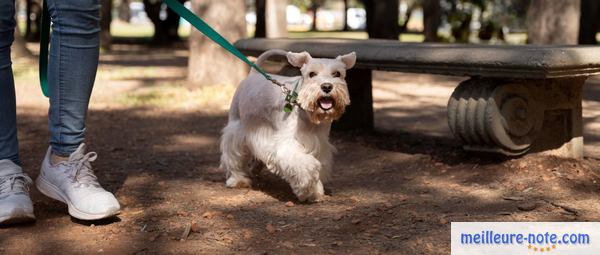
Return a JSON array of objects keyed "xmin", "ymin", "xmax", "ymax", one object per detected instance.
[{"xmin": 2, "ymin": 44, "xmax": 600, "ymax": 255}]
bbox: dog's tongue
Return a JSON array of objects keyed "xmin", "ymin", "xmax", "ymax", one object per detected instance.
[{"xmin": 319, "ymin": 98, "xmax": 334, "ymax": 110}]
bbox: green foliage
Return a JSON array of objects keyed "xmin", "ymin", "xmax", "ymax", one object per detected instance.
[{"xmin": 440, "ymin": 0, "xmax": 530, "ymax": 42}]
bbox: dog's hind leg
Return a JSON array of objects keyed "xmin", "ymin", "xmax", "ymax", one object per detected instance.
[{"xmin": 220, "ymin": 121, "xmax": 252, "ymax": 188}]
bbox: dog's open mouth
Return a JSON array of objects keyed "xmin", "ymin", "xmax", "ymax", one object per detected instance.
[{"xmin": 318, "ymin": 97, "xmax": 334, "ymax": 111}]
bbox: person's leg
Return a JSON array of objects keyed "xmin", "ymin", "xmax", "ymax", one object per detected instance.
[
  {"xmin": 0, "ymin": 0, "xmax": 35, "ymax": 225},
  {"xmin": 36, "ymin": 0, "xmax": 120, "ymax": 221},
  {"xmin": 46, "ymin": 0, "xmax": 100, "ymax": 156},
  {"xmin": 0, "ymin": 0, "xmax": 20, "ymax": 165}
]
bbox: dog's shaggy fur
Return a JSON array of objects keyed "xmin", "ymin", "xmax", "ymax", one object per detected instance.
[{"xmin": 220, "ymin": 49, "xmax": 356, "ymax": 202}]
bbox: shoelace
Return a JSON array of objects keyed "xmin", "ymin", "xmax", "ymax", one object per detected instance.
[
  {"xmin": 65, "ymin": 152, "xmax": 100, "ymax": 187},
  {"xmin": 0, "ymin": 173, "xmax": 32, "ymax": 195}
]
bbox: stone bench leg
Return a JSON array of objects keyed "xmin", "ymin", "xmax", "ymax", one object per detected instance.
[
  {"xmin": 447, "ymin": 77, "xmax": 585, "ymax": 159},
  {"xmin": 333, "ymin": 69, "xmax": 374, "ymax": 130}
]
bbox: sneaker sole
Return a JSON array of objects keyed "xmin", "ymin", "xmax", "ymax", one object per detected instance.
[
  {"xmin": 0, "ymin": 211, "xmax": 35, "ymax": 226},
  {"xmin": 36, "ymin": 176, "xmax": 120, "ymax": 221}
]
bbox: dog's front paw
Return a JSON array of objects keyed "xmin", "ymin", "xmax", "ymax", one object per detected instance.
[
  {"xmin": 294, "ymin": 180, "xmax": 326, "ymax": 203},
  {"xmin": 296, "ymin": 192, "xmax": 326, "ymax": 203},
  {"xmin": 308, "ymin": 181, "xmax": 326, "ymax": 202},
  {"xmin": 225, "ymin": 175, "xmax": 252, "ymax": 188}
]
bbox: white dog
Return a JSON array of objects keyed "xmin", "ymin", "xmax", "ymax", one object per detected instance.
[{"xmin": 220, "ymin": 49, "xmax": 356, "ymax": 202}]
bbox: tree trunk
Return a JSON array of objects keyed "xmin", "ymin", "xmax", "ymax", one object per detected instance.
[
  {"xmin": 12, "ymin": 1, "xmax": 33, "ymax": 59},
  {"xmin": 118, "ymin": 0, "xmax": 131, "ymax": 22},
  {"xmin": 143, "ymin": 0, "xmax": 183, "ymax": 44},
  {"xmin": 342, "ymin": 0, "xmax": 349, "ymax": 31},
  {"xmin": 22, "ymin": 0, "xmax": 40, "ymax": 41},
  {"xmin": 255, "ymin": 0, "xmax": 266, "ymax": 37},
  {"xmin": 25, "ymin": 0, "xmax": 32, "ymax": 39},
  {"xmin": 527, "ymin": 0, "xmax": 581, "ymax": 45},
  {"xmin": 25, "ymin": 0, "xmax": 31, "ymax": 36},
  {"xmin": 364, "ymin": 0, "xmax": 399, "ymax": 39},
  {"xmin": 100, "ymin": 0, "xmax": 112, "ymax": 50},
  {"xmin": 422, "ymin": 0, "xmax": 441, "ymax": 42},
  {"xmin": 164, "ymin": 4, "xmax": 181, "ymax": 42},
  {"xmin": 579, "ymin": 0, "xmax": 600, "ymax": 44},
  {"xmin": 400, "ymin": 2, "xmax": 414, "ymax": 33},
  {"xmin": 188, "ymin": 0, "xmax": 248, "ymax": 87},
  {"xmin": 265, "ymin": 0, "xmax": 287, "ymax": 38},
  {"xmin": 310, "ymin": 1, "xmax": 320, "ymax": 31}
]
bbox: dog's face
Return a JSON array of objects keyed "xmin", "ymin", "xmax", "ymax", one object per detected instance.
[{"xmin": 286, "ymin": 51, "xmax": 356, "ymax": 124}]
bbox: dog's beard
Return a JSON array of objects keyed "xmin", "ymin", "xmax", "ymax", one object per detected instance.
[{"xmin": 297, "ymin": 83, "xmax": 350, "ymax": 124}]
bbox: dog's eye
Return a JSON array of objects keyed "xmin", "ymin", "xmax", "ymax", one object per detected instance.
[
  {"xmin": 309, "ymin": 72, "xmax": 317, "ymax": 78},
  {"xmin": 332, "ymin": 71, "xmax": 341, "ymax": 78}
]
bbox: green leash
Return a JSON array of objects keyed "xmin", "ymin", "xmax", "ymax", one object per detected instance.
[
  {"xmin": 39, "ymin": 0, "xmax": 50, "ymax": 97},
  {"xmin": 38, "ymin": 0, "xmax": 300, "ymax": 112}
]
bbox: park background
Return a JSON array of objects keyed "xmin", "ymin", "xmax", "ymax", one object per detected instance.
[{"xmin": 4, "ymin": 0, "xmax": 600, "ymax": 254}]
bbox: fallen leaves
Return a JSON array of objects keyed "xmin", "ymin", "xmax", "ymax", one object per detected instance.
[
  {"xmin": 439, "ymin": 217, "xmax": 449, "ymax": 225},
  {"xmin": 242, "ymin": 229, "xmax": 253, "ymax": 240},
  {"xmin": 190, "ymin": 221, "xmax": 200, "ymax": 233},
  {"xmin": 281, "ymin": 241, "xmax": 294, "ymax": 249},
  {"xmin": 502, "ymin": 196, "xmax": 525, "ymax": 201},
  {"xmin": 517, "ymin": 202, "xmax": 539, "ymax": 212},
  {"xmin": 202, "ymin": 211, "xmax": 221, "ymax": 219},
  {"xmin": 266, "ymin": 223, "xmax": 276, "ymax": 234},
  {"xmin": 180, "ymin": 223, "xmax": 191, "ymax": 241}
]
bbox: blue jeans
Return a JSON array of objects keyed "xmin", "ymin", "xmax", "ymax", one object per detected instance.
[{"xmin": 0, "ymin": 0, "xmax": 100, "ymax": 165}]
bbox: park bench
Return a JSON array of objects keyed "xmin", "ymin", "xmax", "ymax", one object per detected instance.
[{"xmin": 234, "ymin": 38, "xmax": 600, "ymax": 159}]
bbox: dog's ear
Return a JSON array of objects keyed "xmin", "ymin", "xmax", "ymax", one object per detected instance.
[
  {"xmin": 287, "ymin": 51, "xmax": 312, "ymax": 68},
  {"xmin": 336, "ymin": 52, "xmax": 357, "ymax": 69}
]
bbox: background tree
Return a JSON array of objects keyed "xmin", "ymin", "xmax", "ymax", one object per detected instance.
[
  {"xmin": 117, "ymin": 0, "xmax": 131, "ymax": 22},
  {"xmin": 309, "ymin": 0, "xmax": 324, "ymax": 31},
  {"xmin": 342, "ymin": 0, "xmax": 349, "ymax": 31},
  {"xmin": 266, "ymin": 0, "xmax": 288, "ymax": 37},
  {"xmin": 362, "ymin": 0, "xmax": 399, "ymax": 39},
  {"xmin": 579, "ymin": 0, "xmax": 600, "ymax": 44},
  {"xmin": 255, "ymin": 0, "xmax": 267, "ymax": 37},
  {"xmin": 143, "ymin": 0, "xmax": 184, "ymax": 44},
  {"xmin": 255, "ymin": 0, "xmax": 288, "ymax": 38},
  {"xmin": 100, "ymin": 0, "xmax": 112, "ymax": 50},
  {"xmin": 399, "ymin": 1, "xmax": 415, "ymax": 33},
  {"xmin": 188, "ymin": 0, "xmax": 248, "ymax": 87},
  {"xmin": 24, "ymin": 0, "xmax": 41, "ymax": 41},
  {"xmin": 422, "ymin": 0, "xmax": 441, "ymax": 42},
  {"xmin": 13, "ymin": 0, "xmax": 33, "ymax": 58},
  {"xmin": 527, "ymin": 0, "xmax": 580, "ymax": 45}
]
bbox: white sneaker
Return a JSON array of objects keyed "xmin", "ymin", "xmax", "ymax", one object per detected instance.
[
  {"xmin": 36, "ymin": 144, "xmax": 120, "ymax": 220},
  {"xmin": 0, "ymin": 159, "xmax": 35, "ymax": 225}
]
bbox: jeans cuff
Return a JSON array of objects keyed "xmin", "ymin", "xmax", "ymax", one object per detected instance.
[
  {"xmin": 50, "ymin": 145, "xmax": 75, "ymax": 157},
  {"xmin": 0, "ymin": 155, "xmax": 21, "ymax": 166}
]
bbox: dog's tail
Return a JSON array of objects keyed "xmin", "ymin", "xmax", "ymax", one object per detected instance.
[{"xmin": 252, "ymin": 49, "xmax": 288, "ymax": 73}]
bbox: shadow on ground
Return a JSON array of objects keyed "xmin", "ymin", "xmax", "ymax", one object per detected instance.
[{"xmin": 2, "ymin": 104, "xmax": 599, "ymax": 254}]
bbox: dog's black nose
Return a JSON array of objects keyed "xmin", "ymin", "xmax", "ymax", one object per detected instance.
[{"xmin": 321, "ymin": 83, "xmax": 333, "ymax": 93}]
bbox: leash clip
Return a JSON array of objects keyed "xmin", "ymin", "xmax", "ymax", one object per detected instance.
[
  {"xmin": 264, "ymin": 74, "xmax": 301, "ymax": 113},
  {"xmin": 283, "ymin": 78, "xmax": 301, "ymax": 113},
  {"xmin": 284, "ymin": 91, "xmax": 298, "ymax": 113}
]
